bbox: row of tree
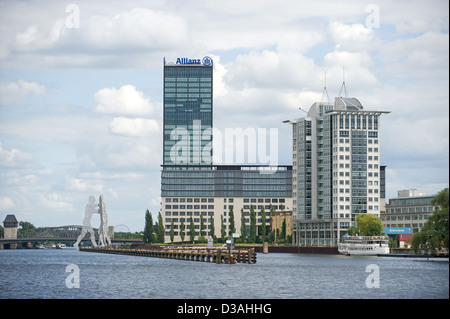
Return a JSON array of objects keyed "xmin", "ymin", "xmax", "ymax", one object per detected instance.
[
  {"xmin": 346, "ymin": 213, "xmax": 385, "ymax": 236},
  {"xmin": 346, "ymin": 188, "xmax": 449, "ymax": 255},
  {"xmin": 411, "ymin": 188, "xmax": 449, "ymax": 255},
  {"xmin": 142, "ymin": 209, "xmax": 164, "ymax": 243},
  {"xmin": 144, "ymin": 188, "xmax": 449, "ymax": 252},
  {"xmin": 143, "ymin": 205, "xmax": 290, "ymax": 244}
]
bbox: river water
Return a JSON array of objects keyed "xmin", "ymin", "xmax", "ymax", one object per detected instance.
[{"xmin": 0, "ymin": 248, "xmax": 448, "ymax": 299}]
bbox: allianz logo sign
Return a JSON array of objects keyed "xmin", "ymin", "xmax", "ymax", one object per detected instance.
[{"xmin": 176, "ymin": 56, "xmax": 213, "ymax": 66}]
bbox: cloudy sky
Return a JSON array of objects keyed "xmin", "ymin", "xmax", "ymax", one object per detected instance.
[{"xmin": 0, "ymin": 0, "xmax": 448, "ymax": 232}]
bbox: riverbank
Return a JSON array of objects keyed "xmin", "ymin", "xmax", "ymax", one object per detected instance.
[
  {"xmin": 79, "ymin": 246, "xmax": 257, "ymax": 264},
  {"xmin": 237, "ymin": 245, "xmax": 339, "ymax": 254},
  {"xmin": 130, "ymin": 243, "xmax": 339, "ymax": 254}
]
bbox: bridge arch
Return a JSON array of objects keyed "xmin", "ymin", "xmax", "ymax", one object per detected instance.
[{"xmin": 114, "ymin": 224, "xmax": 131, "ymax": 233}]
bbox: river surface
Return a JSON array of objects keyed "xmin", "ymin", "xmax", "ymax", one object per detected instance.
[{"xmin": 0, "ymin": 248, "xmax": 448, "ymax": 299}]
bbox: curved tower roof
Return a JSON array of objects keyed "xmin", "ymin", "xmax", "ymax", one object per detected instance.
[{"xmin": 335, "ymin": 97, "xmax": 363, "ymax": 111}]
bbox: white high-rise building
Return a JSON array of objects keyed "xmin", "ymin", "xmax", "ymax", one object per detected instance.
[{"xmin": 286, "ymin": 97, "xmax": 390, "ymax": 246}]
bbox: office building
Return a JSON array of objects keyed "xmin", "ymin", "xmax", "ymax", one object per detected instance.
[
  {"xmin": 163, "ymin": 57, "xmax": 213, "ymax": 166},
  {"xmin": 161, "ymin": 57, "xmax": 292, "ymax": 243},
  {"xmin": 382, "ymin": 189, "xmax": 436, "ymax": 233},
  {"xmin": 286, "ymin": 97, "xmax": 389, "ymax": 246},
  {"xmin": 270, "ymin": 211, "xmax": 293, "ymax": 241},
  {"xmin": 162, "ymin": 165, "xmax": 292, "ymax": 242}
]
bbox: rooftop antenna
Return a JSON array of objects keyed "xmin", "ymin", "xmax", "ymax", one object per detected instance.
[
  {"xmin": 338, "ymin": 66, "xmax": 348, "ymax": 97},
  {"xmin": 298, "ymin": 105, "xmax": 308, "ymax": 114},
  {"xmin": 320, "ymin": 70, "xmax": 330, "ymax": 104}
]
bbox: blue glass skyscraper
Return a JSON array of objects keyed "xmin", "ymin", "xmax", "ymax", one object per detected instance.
[
  {"xmin": 160, "ymin": 56, "xmax": 292, "ymax": 243},
  {"xmin": 163, "ymin": 58, "xmax": 213, "ymax": 166}
]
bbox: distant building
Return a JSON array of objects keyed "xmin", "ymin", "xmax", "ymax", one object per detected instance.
[
  {"xmin": 1, "ymin": 214, "xmax": 19, "ymax": 249},
  {"xmin": 162, "ymin": 165, "xmax": 292, "ymax": 242},
  {"xmin": 286, "ymin": 97, "xmax": 390, "ymax": 246},
  {"xmin": 162, "ymin": 57, "xmax": 213, "ymax": 166},
  {"xmin": 270, "ymin": 210, "xmax": 293, "ymax": 241},
  {"xmin": 161, "ymin": 57, "xmax": 292, "ymax": 243},
  {"xmin": 382, "ymin": 189, "xmax": 436, "ymax": 233}
]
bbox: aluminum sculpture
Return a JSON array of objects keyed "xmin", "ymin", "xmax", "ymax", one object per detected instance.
[
  {"xmin": 98, "ymin": 194, "xmax": 111, "ymax": 247},
  {"xmin": 74, "ymin": 194, "xmax": 110, "ymax": 250}
]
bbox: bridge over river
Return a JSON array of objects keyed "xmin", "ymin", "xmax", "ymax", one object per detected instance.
[{"xmin": 0, "ymin": 225, "xmax": 142, "ymax": 248}]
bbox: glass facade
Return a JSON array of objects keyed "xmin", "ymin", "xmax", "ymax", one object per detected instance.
[
  {"xmin": 290, "ymin": 98, "xmax": 390, "ymax": 246},
  {"xmin": 160, "ymin": 58, "xmax": 293, "ymax": 242},
  {"xmin": 161, "ymin": 165, "xmax": 292, "ymax": 198},
  {"xmin": 383, "ymin": 194, "xmax": 435, "ymax": 233},
  {"xmin": 163, "ymin": 63, "xmax": 213, "ymax": 166}
]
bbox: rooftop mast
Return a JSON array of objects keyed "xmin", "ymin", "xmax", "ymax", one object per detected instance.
[
  {"xmin": 320, "ymin": 70, "xmax": 330, "ymax": 104},
  {"xmin": 338, "ymin": 66, "xmax": 348, "ymax": 98}
]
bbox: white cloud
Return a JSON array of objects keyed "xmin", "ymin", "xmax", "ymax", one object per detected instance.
[
  {"xmin": 377, "ymin": 31, "xmax": 449, "ymax": 81},
  {"xmin": 0, "ymin": 196, "xmax": 15, "ymax": 211},
  {"xmin": 378, "ymin": 0, "xmax": 449, "ymax": 35},
  {"xmin": 66, "ymin": 177, "xmax": 103, "ymax": 193},
  {"xmin": 383, "ymin": 116, "xmax": 449, "ymax": 159},
  {"xmin": 83, "ymin": 8, "xmax": 189, "ymax": 51},
  {"xmin": 94, "ymin": 85, "xmax": 155, "ymax": 116},
  {"xmin": 224, "ymin": 50, "xmax": 320, "ymax": 90},
  {"xmin": 328, "ymin": 22, "xmax": 375, "ymax": 52},
  {"xmin": 14, "ymin": 18, "xmax": 67, "ymax": 52},
  {"xmin": 0, "ymin": 79, "xmax": 48, "ymax": 104},
  {"xmin": 105, "ymin": 143, "xmax": 158, "ymax": 168},
  {"xmin": 2, "ymin": 5, "xmax": 189, "ymax": 68},
  {"xmin": 79, "ymin": 171, "xmax": 144, "ymax": 180},
  {"xmin": 109, "ymin": 117, "xmax": 159, "ymax": 137},
  {"xmin": 0, "ymin": 142, "xmax": 36, "ymax": 168},
  {"xmin": 0, "ymin": 0, "xmax": 448, "ymax": 230},
  {"xmin": 41, "ymin": 193, "xmax": 75, "ymax": 211}
]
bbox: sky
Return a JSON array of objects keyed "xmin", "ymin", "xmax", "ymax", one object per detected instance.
[{"xmin": 0, "ymin": 0, "xmax": 448, "ymax": 232}]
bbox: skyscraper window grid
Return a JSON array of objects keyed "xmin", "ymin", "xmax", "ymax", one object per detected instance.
[{"xmin": 288, "ymin": 98, "xmax": 389, "ymax": 246}]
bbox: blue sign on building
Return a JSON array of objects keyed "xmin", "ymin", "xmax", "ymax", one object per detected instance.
[
  {"xmin": 175, "ymin": 56, "xmax": 213, "ymax": 66},
  {"xmin": 384, "ymin": 227, "xmax": 412, "ymax": 235}
]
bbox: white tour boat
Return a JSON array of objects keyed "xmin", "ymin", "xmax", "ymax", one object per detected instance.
[{"xmin": 338, "ymin": 236, "xmax": 389, "ymax": 256}]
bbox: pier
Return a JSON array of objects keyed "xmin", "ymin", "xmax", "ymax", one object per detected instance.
[{"xmin": 79, "ymin": 246, "xmax": 257, "ymax": 264}]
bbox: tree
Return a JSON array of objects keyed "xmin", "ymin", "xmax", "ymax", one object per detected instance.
[
  {"xmin": 170, "ymin": 219, "xmax": 175, "ymax": 243},
  {"xmin": 200, "ymin": 215, "xmax": 205, "ymax": 237},
  {"xmin": 210, "ymin": 215, "xmax": 215, "ymax": 241},
  {"xmin": 270, "ymin": 204, "xmax": 276, "ymax": 216},
  {"xmin": 220, "ymin": 214, "xmax": 225, "ymax": 240},
  {"xmin": 412, "ymin": 188, "xmax": 449, "ymax": 254},
  {"xmin": 269, "ymin": 229, "xmax": 275, "ymax": 243},
  {"xmin": 260, "ymin": 206, "xmax": 267, "ymax": 242},
  {"xmin": 229, "ymin": 207, "xmax": 236, "ymax": 236},
  {"xmin": 157, "ymin": 211, "xmax": 165, "ymax": 243},
  {"xmin": 180, "ymin": 219, "xmax": 185, "ymax": 243},
  {"xmin": 281, "ymin": 218, "xmax": 287, "ymax": 241},
  {"xmin": 189, "ymin": 217, "xmax": 195, "ymax": 243},
  {"xmin": 143, "ymin": 209, "xmax": 154, "ymax": 243},
  {"xmin": 249, "ymin": 205, "xmax": 257, "ymax": 243},
  {"xmin": 346, "ymin": 225, "xmax": 358, "ymax": 236},
  {"xmin": 240, "ymin": 208, "xmax": 246, "ymax": 243},
  {"xmin": 356, "ymin": 214, "xmax": 384, "ymax": 236},
  {"xmin": 19, "ymin": 221, "xmax": 35, "ymax": 230}
]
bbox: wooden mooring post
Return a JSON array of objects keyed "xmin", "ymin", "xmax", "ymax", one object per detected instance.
[
  {"xmin": 79, "ymin": 247, "xmax": 256, "ymax": 264},
  {"xmin": 216, "ymin": 249, "xmax": 222, "ymax": 264}
]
